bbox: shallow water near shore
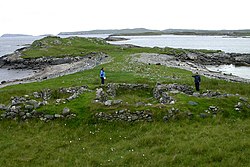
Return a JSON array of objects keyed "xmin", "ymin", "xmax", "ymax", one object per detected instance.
[
  {"xmin": 0, "ymin": 68, "xmax": 34, "ymax": 83},
  {"xmin": 206, "ymin": 64, "xmax": 250, "ymax": 79}
]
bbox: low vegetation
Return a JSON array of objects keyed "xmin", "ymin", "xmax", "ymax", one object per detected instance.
[{"xmin": 0, "ymin": 36, "xmax": 249, "ymax": 166}]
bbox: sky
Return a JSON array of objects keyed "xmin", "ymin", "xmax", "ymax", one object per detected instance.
[{"xmin": 0, "ymin": 0, "xmax": 250, "ymax": 36}]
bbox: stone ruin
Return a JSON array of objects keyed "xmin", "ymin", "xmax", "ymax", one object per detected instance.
[
  {"xmin": 1, "ymin": 82, "xmax": 248, "ymax": 123},
  {"xmin": 95, "ymin": 109, "xmax": 153, "ymax": 122},
  {"xmin": 94, "ymin": 82, "xmax": 248, "ymax": 122},
  {"xmin": 153, "ymin": 83, "xmax": 194, "ymax": 104},
  {"xmin": 0, "ymin": 85, "xmax": 90, "ymax": 121}
]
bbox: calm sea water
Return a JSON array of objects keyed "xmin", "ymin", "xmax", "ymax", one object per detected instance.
[
  {"xmin": 109, "ymin": 35, "xmax": 250, "ymax": 79},
  {"xmin": 0, "ymin": 36, "xmax": 43, "ymax": 57},
  {"xmin": 1, "ymin": 34, "xmax": 250, "ymax": 82},
  {"xmin": 109, "ymin": 35, "xmax": 250, "ymax": 53},
  {"xmin": 207, "ymin": 64, "xmax": 250, "ymax": 79}
]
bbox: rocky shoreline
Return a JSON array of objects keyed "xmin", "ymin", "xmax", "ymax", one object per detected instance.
[
  {"xmin": 131, "ymin": 52, "xmax": 250, "ymax": 83},
  {"xmin": 0, "ymin": 44, "xmax": 250, "ymax": 88},
  {"xmin": 0, "ymin": 50, "xmax": 111, "ymax": 88}
]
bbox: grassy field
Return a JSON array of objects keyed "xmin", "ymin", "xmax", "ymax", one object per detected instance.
[{"xmin": 0, "ymin": 36, "xmax": 249, "ymax": 166}]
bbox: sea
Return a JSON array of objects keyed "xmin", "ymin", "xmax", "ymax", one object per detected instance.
[{"xmin": 1, "ymin": 34, "xmax": 250, "ymax": 82}]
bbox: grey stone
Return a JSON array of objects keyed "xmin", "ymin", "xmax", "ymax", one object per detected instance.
[
  {"xmin": 163, "ymin": 115, "xmax": 169, "ymax": 122},
  {"xmin": 209, "ymin": 106, "xmax": 219, "ymax": 114},
  {"xmin": 55, "ymin": 114, "xmax": 63, "ymax": 118},
  {"xmin": 104, "ymin": 100, "xmax": 112, "ymax": 106},
  {"xmin": 188, "ymin": 101, "xmax": 198, "ymax": 106},
  {"xmin": 19, "ymin": 112, "xmax": 25, "ymax": 116},
  {"xmin": 24, "ymin": 95, "xmax": 29, "ymax": 98},
  {"xmin": 135, "ymin": 102, "xmax": 145, "ymax": 107},
  {"xmin": 56, "ymin": 99, "xmax": 61, "ymax": 104},
  {"xmin": 25, "ymin": 105, "xmax": 34, "ymax": 111},
  {"xmin": 239, "ymin": 97, "xmax": 248, "ymax": 102},
  {"xmin": 235, "ymin": 108, "xmax": 240, "ymax": 112},
  {"xmin": 38, "ymin": 101, "xmax": 48, "ymax": 106},
  {"xmin": 118, "ymin": 110, "xmax": 125, "ymax": 114},
  {"xmin": 113, "ymin": 100, "xmax": 122, "ymax": 105},
  {"xmin": 44, "ymin": 114, "xmax": 54, "ymax": 120},
  {"xmin": 131, "ymin": 115, "xmax": 139, "ymax": 121},
  {"xmin": 21, "ymin": 115, "xmax": 27, "ymax": 120},
  {"xmin": 27, "ymin": 100, "xmax": 39, "ymax": 108},
  {"xmin": 26, "ymin": 113, "xmax": 32, "ymax": 118},
  {"xmin": 235, "ymin": 102, "xmax": 243, "ymax": 108},
  {"xmin": 62, "ymin": 107, "xmax": 70, "ymax": 116},
  {"xmin": 96, "ymin": 88, "xmax": 108, "ymax": 102},
  {"xmin": 169, "ymin": 90, "xmax": 180, "ymax": 94},
  {"xmin": 193, "ymin": 92, "xmax": 200, "ymax": 97},
  {"xmin": 33, "ymin": 92, "xmax": 41, "ymax": 98},
  {"xmin": 0, "ymin": 104, "xmax": 7, "ymax": 110},
  {"xmin": 187, "ymin": 112, "xmax": 193, "ymax": 117},
  {"xmin": 67, "ymin": 93, "xmax": 78, "ymax": 101}
]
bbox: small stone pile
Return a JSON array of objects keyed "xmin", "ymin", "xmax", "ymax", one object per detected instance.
[
  {"xmin": 56, "ymin": 85, "xmax": 90, "ymax": 104},
  {"xmin": 95, "ymin": 88, "xmax": 108, "ymax": 102},
  {"xmin": 201, "ymin": 106, "xmax": 220, "ymax": 118},
  {"xmin": 192, "ymin": 90, "xmax": 237, "ymax": 98},
  {"xmin": 234, "ymin": 97, "xmax": 250, "ymax": 112},
  {"xmin": 95, "ymin": 109, "xmax": 153, "ymax": 122},
  {"xmin": 163, "ymin": 108, "xmax": 191, "ymax": 122},
  {"xmin": 162, "ymin": 106, "xmax": 222, "ymax": 122},
  {"xmin": 153, "ymin": 83, "xmax": 194, "ymax": 104},
  {"xmin": 94, "ymin": 88, "xmax": 123, "ymax": 106},
  {"xmin": 0, "ymin": 102, "xmax": 75, "ymax": 121}
]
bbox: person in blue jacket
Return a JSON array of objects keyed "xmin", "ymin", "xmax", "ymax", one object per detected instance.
[
  {"xmin": 192, "ymin": 72, "xmax": 201, "ymax": 91},
  {"xmin": 100, "ymin": 67, "xmax": 106, "ymax": 85}
]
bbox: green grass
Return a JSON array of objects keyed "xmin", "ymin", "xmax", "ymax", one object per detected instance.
[
  {"xmin": 0, "ymin": 36, "xmax": 250, "ymax": 166},
  {"xmin": 0, "ymin": 119, "xmax": 249, "ymax": 166}
]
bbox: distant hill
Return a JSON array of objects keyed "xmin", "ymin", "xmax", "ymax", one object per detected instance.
[
  {"xmin": 58, "ymin": 28, "xmax": 250, "ymax": 36},
  {"xmin": 1, "ymin": 34, "xmax": 32, "ymax": 37},
  {"xmin": 58, "ymin": 28, "xmax": 160, "ymax": 35},
  {"xmin": 162, "ymin": 29, "xmax": 250, "ymax": 36}
]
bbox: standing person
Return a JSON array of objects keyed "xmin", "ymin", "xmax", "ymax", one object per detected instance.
[
  {"xmin": 100, "ymin": 67, "xmax": 106, "ymax": 85},
  {"xmin": 192, "ymin": 72, "xmax": 201, "ymax": 91}
]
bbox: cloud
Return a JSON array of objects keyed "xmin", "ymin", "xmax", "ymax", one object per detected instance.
[{"xmin": 0, "ymin": 0, "xmax": 250, "ymax": 36}]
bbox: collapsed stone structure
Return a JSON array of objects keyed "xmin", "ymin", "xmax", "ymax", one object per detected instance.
[
  {"xmin": 0, "ymin": 83, "xmax": 248, "ymax": 122},
  {"xmin": 0, "ymin": 85, "xmax": 89, "ymax": 121},
  {"xmin": 95, "ymin": 109, "xmax": 153, "ymax": 122},
  {"xmin": 93, "ymin": 83, "xmax": 248, "ymax": 122}
]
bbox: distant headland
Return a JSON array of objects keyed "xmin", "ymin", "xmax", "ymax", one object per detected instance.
[
  {"xmin": 58, "ymin": 28, "xmax": 250, "ymax": 37},
  {"xmin": 1, "ymin": 34, "xmax": 33, "ymax": 37}
]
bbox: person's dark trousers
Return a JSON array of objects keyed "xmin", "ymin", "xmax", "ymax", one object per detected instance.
[
  {"xmin": 195, "ymin": 82, "xmax": 200, "ymax": 91},
  {"xmin": 101, "ymin": 77, "xmax": 104, "ymax": 84}
]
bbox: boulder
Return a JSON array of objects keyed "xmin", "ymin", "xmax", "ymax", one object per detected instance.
[
  {"xmin": 95, "ymin": 88, "xmax": 108, "ymax": 102},
  {"xmin": 62, "ymin": 107, "xmax": 70, "ymax": 116}
]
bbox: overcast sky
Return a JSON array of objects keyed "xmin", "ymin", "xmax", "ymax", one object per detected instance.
[{"xmin": 0, "ymin": 0, "xmax": 249, "ymax": 36}]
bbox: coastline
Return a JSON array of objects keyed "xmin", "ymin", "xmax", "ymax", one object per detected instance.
[
  {"xmin": 131, "ymin": 53, "xmax": 250, "ymax": 83},
  {"xmin": 0, "ymin": 52, "xmax": 111, "ymax": 88},
  {"xmin": 1, "ymin": 35, "xmax": 250, "ymax": 88},
  {"xmin": 1, "ymin": 51, "xmax": 249, "ymax": 89}
]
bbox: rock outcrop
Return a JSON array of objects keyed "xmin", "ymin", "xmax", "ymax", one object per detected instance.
[{"xmin": 0, "ymin": 51, "xmax": 109, "ymax": 70}]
